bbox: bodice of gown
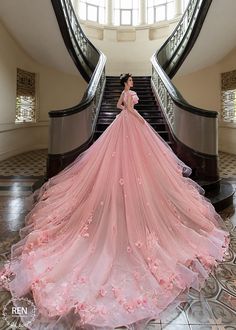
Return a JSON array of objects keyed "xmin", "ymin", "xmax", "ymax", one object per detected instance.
[{"xmin": 122, "ymin": 90, "xmax": 139, "ymax": 110}]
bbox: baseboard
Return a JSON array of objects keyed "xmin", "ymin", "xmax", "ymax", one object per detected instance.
[{"xmin": 218, "ymin": 148, "xmax": 236, "ymax": 156}]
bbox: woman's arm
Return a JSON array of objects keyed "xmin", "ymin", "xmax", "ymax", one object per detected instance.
[{"xmin": 117, "ymin": 92, "xmax": 125, "ymax": 111}]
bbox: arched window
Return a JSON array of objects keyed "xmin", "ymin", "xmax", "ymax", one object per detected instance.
[
  {"xmin": 114, "ymin": 0, "xmax": 139, "ymax": 26},
  {"xmin": 147, "ymin": 0, "xmax": 175, "ymax": 24},
  {"xmin": 79, "ymin": 0, "xmax": 106, "ymax": 24}
]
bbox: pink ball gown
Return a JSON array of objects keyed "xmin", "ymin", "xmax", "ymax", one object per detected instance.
[{"xmin": 0, "ymin": 89, "xmax": 230, "ymax": 329}]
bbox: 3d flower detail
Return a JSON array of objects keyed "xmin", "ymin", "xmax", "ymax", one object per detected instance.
[
  {"xmin": 136, "ymin": 298, "xmax": 143, "ymax": 306},
  {"xmin": 137, "ymin": 297, "xmax": 147, "ymax": 306},
  {"xmin": 159, "ymin": 278, "xmax": 174, "ymax": 290},
  {"xmin": 147, "ymin": 232, "xmax": 159, "ymax": 249},
  {"xmin": 137, "ymin": 177, "xmax": 142, "ymax": 184},
  {"xmin": 46, "ymin": 215, "xmax": 55, "ymax": 223},
  {"xmin": 31, "ymin": 278, "xmax": 41, "ymax": 289},
  {"xmin": 99, "ymin": 288, "xmax": 107, "ymax": 297},
  {"xmin": 112, "ymin": 286, "xmax": 122, "ymax": 298},
  {"xmin": 127, "ymin": 246, "xmax": 132, "ymax": 253},
  {"xmin": 25, "ymin": 242, "xmax": 34, "ymax": 251},
  {"xmin": 87, "ymin": 212, "xmax": 93, "ymax": 224},
  {"xmin": 55, "ymin": 305, "xmax": 67, "ymax": 314},
  {"xmin": 197, "ymin": 255, "xmax": 217, "ymax": 268},
  {"xmin": 78, "ymin": 276, "xmax": 87, "ymax": 284},
  {"xmin": 164, "ymin": 281, "xmax": 174, "ymax": 290},
  {"xmin": 135, "ymin": 241, "xmax": 143, "ymax": 248},
  {"xmin": 81, "ymin": 224, "xmax": 89, "ymax": 238},
  {"xmin": 46, "ymin": 266, "xmax": 53, "ymax": 272},
  {"xmin": 159, "ymin": 279, "xmax": 165, "ymax": 285},
  {"xmin": 118, "ymin": 297, "xmax": 126, "ymax": 304},
  {"xmin": 147, "ymin": 257, "xmax": 159, "ymax": 275},
  {"xmin": 119, "ymin": 178, "xmax": 124, "ymax": 185},
  {"xmin": 0, "ymin": 263, "xmax": 15, "ymax": 289},
  {"xmin": 133, "ymin": 271, "xmax": 141, "ymax": 281},
  {"xmin": 98, "ymin": 305, "xmax": 107, "ymax": 316},
  {"xmin": 74, "ymin": 301, "xmax": 86, "ymax": 313},
  {"xmin": 123, "ymin": 301, "xmax": 136, "ymax": 313},
  {"xmin": 38, "ymin": 233, "xmax": 49, "ymax": 244},
  {"xmin": 42, "ymin": 192, "xmax": 48, "ymax": 199}
]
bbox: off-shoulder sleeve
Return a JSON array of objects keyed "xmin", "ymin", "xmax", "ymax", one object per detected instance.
[{"xmin": 132, "ymin": 91, "xmax": 139, "ymax": 105}]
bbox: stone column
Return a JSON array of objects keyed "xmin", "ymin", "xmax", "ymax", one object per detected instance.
[
  {"xmin": 72, "ymin": 0, "xmax": 79, "ymax": 14},
  {"xmin": 174, "ymin": 0, "xmax": 183, "ymax": 17},
  {"xmin": 139, "ymin": 0, "xmax": 146, "ymax": 25},
  {"xmin": 106, "ymin": 0, "xmax": 113, "ymax": 26}
]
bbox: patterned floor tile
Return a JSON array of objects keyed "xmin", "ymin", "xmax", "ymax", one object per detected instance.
[
  {"xmin": 146, "ymin": 323, "xmax": 162, "ymax": 329},
  {"xmin": 189, "ymin": 326, "xmax": 216, "ymax": 330},
  {"xmin": 0, "ymin": 149, "xmax": 47, "ymax": 177},
  {"xmin": 162, "ymin": 324, "xmax": 191, "ymax": 329},
  {"xmin": 161, "ymin": 307, "xmax": 189, "ymax": 325},
  {"xmin": 219, "ymin": 151, "xmax": 236, "ymax": 179},
  {"xmin": 146, "ymin": 326, "xmax": 162, "ymax": 330}
]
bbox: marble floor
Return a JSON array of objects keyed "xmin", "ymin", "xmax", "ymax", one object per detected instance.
[{"xmin": 0, "ymin": 149, "xmax": 235, "ymax": 329}]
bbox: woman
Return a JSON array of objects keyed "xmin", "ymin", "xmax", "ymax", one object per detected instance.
[
  {"xmin": 116, "ymin": 74, "xmax": 145, "ymax": 124},
  {"xmin": 0, "ymin": 73, "xmax": 230, "ymax": 329}
]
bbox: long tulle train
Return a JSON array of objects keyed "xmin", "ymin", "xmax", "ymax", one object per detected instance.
[{"xmin": 0, "ymin": 107, "xmax": 230, "ymax": 329}]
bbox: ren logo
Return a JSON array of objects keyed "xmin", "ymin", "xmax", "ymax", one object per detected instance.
[{"xmin": 12, "ymin": 306, "xmax": 28, "ymax": 316}]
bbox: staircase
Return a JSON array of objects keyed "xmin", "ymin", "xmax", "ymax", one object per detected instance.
[{"xmin": 94, "ymin": 76, "xmax": 172, "ymax": 145}]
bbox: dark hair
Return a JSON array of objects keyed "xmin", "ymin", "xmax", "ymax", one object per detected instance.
[{"xmin": 120, "ymin": 73, "xmax": 132, "ymax": 87}]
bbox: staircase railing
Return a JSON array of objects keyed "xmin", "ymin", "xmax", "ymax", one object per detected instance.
[
  {"xmin": 151, "ymin": 0, "xmax": 218, "ymax": 182},
  {"xmin": 48, "ymin": 0, "xmax": 106, "ymax": 178},
  {"xmin": 158, "ymin": 0, "xmax": 212, "ymax": 78}
]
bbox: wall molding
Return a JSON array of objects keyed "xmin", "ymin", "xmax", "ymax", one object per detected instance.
[
  {"xmin": 0, "ymin": 121, "xmax": 49, "ymax": 133},
  {"xmin": 218, "ymin": 120, "xmax": 236, "ymax": 129},
  {"xmin": 80, "ymin": 17, "xmax": 180, "ymax": 41}
]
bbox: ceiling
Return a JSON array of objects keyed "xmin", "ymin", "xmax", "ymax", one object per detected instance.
[{"xmin": 0, "ymin": 0, "xmax": 79, "ymax": 75}]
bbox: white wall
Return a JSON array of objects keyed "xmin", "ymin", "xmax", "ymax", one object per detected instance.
[
  {"xmin": 173, "ymin": 47, "xmax": 236, "ymax": 155},
  {"xmin": 80, "ymin": 20, "xmax": 179, "ymax": 75},
  {"xmin": 0, "ymin": 20, "xmax": 87, "ymax": 160}
]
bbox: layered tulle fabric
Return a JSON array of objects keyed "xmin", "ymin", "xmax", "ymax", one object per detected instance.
[{"xmin": 0, "ymin": 90, "xmax": 230, "ymax": 329}]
